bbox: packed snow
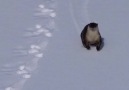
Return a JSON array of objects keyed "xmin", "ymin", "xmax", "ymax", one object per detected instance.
[{"xmin": 0, "ymin": 0, "xmax": 129, "ymax": 90}]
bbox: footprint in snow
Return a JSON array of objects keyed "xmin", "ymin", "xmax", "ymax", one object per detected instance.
[
  {"xmin": 28, "ymin": 44, "xmax": 41, "ymax": 54},
  {"xmin": 34, "ymin": 4, "xmax": 56, "ymax": 18},
  {"xmin": 5, "ymin": 2, "xmax": 56, "ymax": 90},
  {"xmin": 5, "ymin": 79, "xmax": 27, "ymax": 90},
  {"xmin": 24, "ymin": 24, "xmax": 53, "ymax": 37}
]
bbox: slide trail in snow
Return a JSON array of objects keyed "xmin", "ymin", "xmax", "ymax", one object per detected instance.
[{"xmin": 68, "ymin": 0, "xmax": 90, "ymax": 35}]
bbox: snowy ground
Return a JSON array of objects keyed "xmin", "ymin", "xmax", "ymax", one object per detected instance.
[{"xmin": 0, "ymin": 0, "xmax": 129, "ymax": 90}]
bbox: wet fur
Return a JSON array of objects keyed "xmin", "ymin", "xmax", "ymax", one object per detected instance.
[{"xmin": 80, "ymin": 22, "xmax": 103, "ymax": 51}]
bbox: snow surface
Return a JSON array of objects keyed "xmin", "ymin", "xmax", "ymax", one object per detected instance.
[{"xmin": 0, "ymin": 0, "xmax": 129, "ymax": 90}]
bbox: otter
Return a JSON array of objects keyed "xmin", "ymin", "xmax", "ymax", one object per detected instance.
[{"xmin": 80, "ymin": 22, "xmax": 103, "ymax": 51}]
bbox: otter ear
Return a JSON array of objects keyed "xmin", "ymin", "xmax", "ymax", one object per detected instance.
[
  {"xmin": 95, "ymin": 22, "xmax": 98, "ymax": 27},
  {"xmin": 96, "ymin": 23, "xmax": 98, "ymax": 25},
  {"xmin": 88, "ymin": 22, "xmax": 98, "ymax": 28},
  {"xmin": 96, "ymin": 23, "xmax": 98, "ymax": 26},
  {"xmin": 93, "ymin": 22, "xmax": 98, "ymax": 26}
]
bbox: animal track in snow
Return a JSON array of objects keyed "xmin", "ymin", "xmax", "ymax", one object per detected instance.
[
  {"xmin": 5, "ymin": 87, "xmax": 14, "ymax": 90},
  {"xmin": 35, "ymin": 53, "xmax": 44, "ymax": 58},
  {"xmin": 24, "ymin": 24, "xmax": 53, "ymax": 37},
  {"xmin": 22, "ymin": 74, "xmax": 31, "ymax": 79},
  {"xmin": 5, "ymin": 79, "xmax": 27, "ymax": 90},
  {"xmin": 17, "ymin": 70, "xmax": 28, "ymax": 75},
  {"xmin": 4, "ymin": 2, "xmax": 56, "ymax": 90},
  {"xmin": 34, "ymin": 4, "xmax": 56, "ymax": 18},
  {"xmin": 38, "ymin": 4, "xmax": 45, "ymax": 9},
  {"xmin": 28, "ymin": 44, "xmax": 41, "ymax": 54},
  {"xmin": 17, "ymin": 65, "xmax": 28, "ymax": 75}
]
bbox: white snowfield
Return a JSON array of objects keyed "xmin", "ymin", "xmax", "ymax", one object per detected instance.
[{"xmin": 0, "ymin": 0, "xmax": 129, "ymax": 90}]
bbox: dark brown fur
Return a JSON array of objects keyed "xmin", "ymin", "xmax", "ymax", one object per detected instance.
[{"xmin": 80, "ymin": 22, "xmax": 103, "ymax": 51}]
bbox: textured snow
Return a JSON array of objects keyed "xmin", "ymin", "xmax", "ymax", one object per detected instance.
[{"xmin": 0, "ymin": 0, "xmax": 129, "ymax": 90}]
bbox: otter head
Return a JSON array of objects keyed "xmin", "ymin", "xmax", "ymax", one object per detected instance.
[{"xmin": 88, "ymin": 22, "xmax": 98, "ymax": 31}]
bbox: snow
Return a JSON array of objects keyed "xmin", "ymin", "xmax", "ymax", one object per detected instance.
[{"xmin": 0, "ymin": 0, "xmax": 129, "ymax": 90}]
